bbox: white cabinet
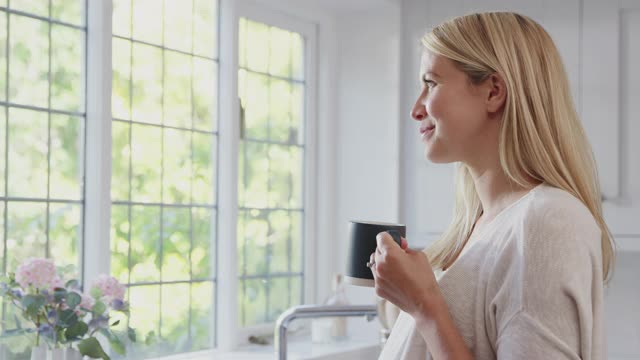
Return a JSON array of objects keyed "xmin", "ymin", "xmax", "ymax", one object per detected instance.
[{"xmin": 582, "ymin": 0, "xmax": 640, "ymax": 249}]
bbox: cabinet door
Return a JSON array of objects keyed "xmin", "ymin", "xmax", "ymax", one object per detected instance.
[{"xmin": 583, "ymin": 0, "xmax": 640, "ymax": 243}]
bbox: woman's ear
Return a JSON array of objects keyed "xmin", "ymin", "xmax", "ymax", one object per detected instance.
[{"xmin": 486, "ymin": 73, "xmax": 507, "ymax": 113}]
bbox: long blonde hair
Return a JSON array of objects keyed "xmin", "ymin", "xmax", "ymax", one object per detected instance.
[{"xmin": 421, "ymin": 12, "xmax": 615, "ymax": 283}]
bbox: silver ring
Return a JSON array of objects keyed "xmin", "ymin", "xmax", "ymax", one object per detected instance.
[{"xmin": 366, "ymin": 260, "xmax": 376, "ymax": 268}]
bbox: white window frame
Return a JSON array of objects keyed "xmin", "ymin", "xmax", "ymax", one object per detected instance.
[
  {"xmin": 83, "ymin": 0, "xmax": 319, "ymax": 354},
  {"xmin": 218, "ymin": 0, "xmax": 318, "ymax": 350}
]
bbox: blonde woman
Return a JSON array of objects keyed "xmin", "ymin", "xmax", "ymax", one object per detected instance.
[{"xmin": 369, "ymin": 12, "xmax": 615, "ymax": 360}]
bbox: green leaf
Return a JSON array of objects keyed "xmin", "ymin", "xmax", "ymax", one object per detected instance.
[
  {"xmin": 127, "ymin": 327, "xmax": 136, "ymax": 342},
  {"xmin": 21, "ymin": 295, "xmax": 46, "ymax": 318},
  {"xmin": 145, "ymin": 331, "xmax": 156, "ymax": 345},
  {"xmin": 90, "ymin": 287, "xmax": 102, "ymax": 299},
  {"xmin": 65, "ymin": 320, "xmax": 88, "ymax": 340},
  {"xmin": 66, "ymin": 292, "xmax": 81, "ymax": 309},
  {"xmin": 92, "ymin": 301, "xmax": 106, "ymax": 315},
  {"xmin": 58, "ymin": 309, "xmax": 78, "ymax": 327},
  {"xmin": 78, "ymin": 337, "xmax": 110, "ymax": 360},
  {"xmin": 110, "ymin": 319, "xmax": 120, "ymax": 327},
  {"xmin": 108, "ymin": 333, "xmax": 125, "ymax": 355},
  {"xmin": 54, "ymin": 288, "xmax": 68, "ymax": 303},
  {"xmin": 65, "ymin": 279, "xmax": 79, "ymax": 289}
]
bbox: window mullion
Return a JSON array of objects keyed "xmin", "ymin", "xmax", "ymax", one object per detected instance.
[
  {"xmin": 217, "ymin": 0, "xmax": 240, "ymax": 351},
  {"xmin": 84, "ymin": 0, "xmax": 113, "ymax": 288}
]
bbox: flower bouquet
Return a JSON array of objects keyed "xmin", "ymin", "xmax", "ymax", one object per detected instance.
[{"xmin": 0, "ymin": 258, "xmax": 136, "ymax": 360}]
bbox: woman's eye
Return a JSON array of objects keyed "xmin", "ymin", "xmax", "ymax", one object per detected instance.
[{"xmin": 423, "ymin": 80, "xmax": 436, "ymax": 89}]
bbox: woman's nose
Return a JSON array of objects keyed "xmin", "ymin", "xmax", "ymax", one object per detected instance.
[{"xmin": 411, "ymin": 100, "xmax": 427, "ymax": 121}]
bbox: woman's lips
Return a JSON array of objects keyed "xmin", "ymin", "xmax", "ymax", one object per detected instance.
[{"xmin": 420, "ymin": 125, "xmax": 435, "ymax": 140}]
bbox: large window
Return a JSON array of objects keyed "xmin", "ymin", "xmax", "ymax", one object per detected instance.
[
  {"xmin": 0, "ymin": 1, "xmax": 86, "ymax": 359},
  {"xmin": 110, "ymin": 0, "xmax": 218, "ymax": 357},
  {"xmin": 237, "ymin": 17, "xmax": 306, "ymax": 327}
]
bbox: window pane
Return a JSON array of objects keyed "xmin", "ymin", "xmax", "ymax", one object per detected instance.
[
  {"xmin": 162, "ymin": 128, "xmax": 191, "ymax": 204},
  {"xmin": 112, "ymin": 37, "xmax": 131, "ymax": 120},
  {"xmin": 128, "ymin": 285, "xmax": 161, "ymax": 344},
  {"xmin": 162, "ymin": 207, "xmax": 190, "ymax": 282},
  {"xmin": 191, "ymin": 281, "xmax": 214, "ymax": 350},
  {"xmin": 9, "ymin": 15, "xmax": 48, "ymax": 108},
  {"xmin": 131, "ymin": 123, "xmax": 161, "ymax": 203},
  {"xmin": 0, "ymin": 12, "xmax": 7, "ymax": 101},
  {"xmin": 269, "ymin": 79, "xmax": 292, "ymax": 143},
  {"xmin": 0, "ymin": 107, "xmax": 5, "ymax": 197},
  {"xmin": 50, "ymin": 114, "xmax": 83, "ymax": 200},
  {"xmin": 269, "ymin": 27, "xmax": 291, "ymax": 78},
  {"xmin": 245, "ymin": 20, "xmax": 268, "ymax": 74},
  {"xmin": 6, "ymin": 202, "xmax": 46, "ymax": 270},
  {"xmin": 49, "ymin": 203, "xmax": 81, "ymax": 269},
  {"xmin": 244, "ymin": 209, "xmax": 267, "ymax": 275},
  {"xmin": 130, "ymin": 205, "xmax": 160, "ymax": 283},
  {"xmin": 243, "ymin": 72, "xmax": 269, "ymax": 140},
  {"xmin": 8, "ymin": 108, "xmax": 47, "ymax": 198},
  {"xmin": 52, "ymin": 0, "xmax": 84, "ymax": 26},
  {"xmin": 51, "ymin": 25, "xmax": 84, "ymax": 112},
  {"xmin": 160, "ymin": 283, "xmax": 190, "ymax": 351},
  {"xmin": 112, "ymin": 0, "xmax": 131, "ymax": 38},
  {"xmin": 290, "ymin": 211, "xmax": 303, "ymax": 272},
  {"xmin": 192, "ymin": 132, "xmax": 214, "ymax": 204},
  {"xmin": 193, "ymin": 0, "xmax": 216, "ymax": 58},
  {"xmin": 241, "ymin": 142, "xmax": 268, "ymax": 209},
  {"xmin": 268, "ymin": 144, "xmax": 292, "ymax": 209},
  {"xmin": 131, "ymin": 0, "xmax": 162, "ymax": 45},
  {"xmin": 163, "ymin": 51, "xmax": 192, "ymax": 129},
  {"xmin": 192, "ymin": 58, "xmax": 217, "ymax": 132},
  {"xmin": 111, "ymin": 204, "xmax": 130, "ymax": 284},
  {"xmin": 239, "ymin": 278, "xmax": 266, "ymax": 326},
  {"xmin": 268, "ymin": 277, "xmax": 291, "ymax": 322},
  {"xmin": 268, "ymin": 210, "xmax": 290, "ymax": 274},
  {"xmin": 111, "ymin": 121, "xmax": 130, "ymax": 201},
  {"xmin": 164, "ymin": 0, "xmax": 192, "ymax": 53},
  {"xmin": 131, "ymin": 43, "xmax": 162, "ymax": 125},
  {"xmin": 192, "ymin": 207, "xmax": 213, "ymax": 280},
  {"xmin": 291, "ymin": 33, "xmax": 304, "ymax": 80}
]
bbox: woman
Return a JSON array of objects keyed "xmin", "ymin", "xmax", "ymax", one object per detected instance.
[{"xmin": 369, "ymin": 12, "xmax": 615, "ymax": 360}]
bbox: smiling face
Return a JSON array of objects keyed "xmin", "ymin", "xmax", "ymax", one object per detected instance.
[{"xmin": 411, "ymin": 50, "xmax": 500, "ymax": 164}]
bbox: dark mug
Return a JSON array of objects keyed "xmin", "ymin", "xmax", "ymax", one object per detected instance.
[{"xmin": 343, "ymin": 220, "xmax": 405, "ymax": 287}]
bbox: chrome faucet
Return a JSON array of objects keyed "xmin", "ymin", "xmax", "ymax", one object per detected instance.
[{"xmin": 274, "ymin": 304, "xmax": 377, "ymax": 360}]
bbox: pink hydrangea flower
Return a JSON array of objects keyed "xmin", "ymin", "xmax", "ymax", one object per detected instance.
[
  {"xmin": 91, "ymin": 275, "xmax": 126, "ymax": 304},
  {"xmin": 15, "ymin": 258, "xmax": 57, "ymax": 290},
  {"xmin": 73, "ymin": 290, "xmax": 96, "ymax": 314},
  {"xmin": 49, "ymin": 275, "xmax": 65, "ymax": 291}
]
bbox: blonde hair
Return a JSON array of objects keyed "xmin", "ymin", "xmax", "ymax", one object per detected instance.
[{"xmin": 421, "ymin": 12, "xmax": 615, "ymax": 283}]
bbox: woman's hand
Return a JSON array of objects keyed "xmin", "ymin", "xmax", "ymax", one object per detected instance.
[{"xmin": 369, "ymin": 232, "xmax": 441, "ymax": 318}]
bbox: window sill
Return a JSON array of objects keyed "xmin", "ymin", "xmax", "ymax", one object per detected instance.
[{"xmin": 148, "ymin": 324, "xmax": 381, "ymax": 360}]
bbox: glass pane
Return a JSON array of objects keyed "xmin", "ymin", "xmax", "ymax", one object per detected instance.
[
  {"xmin": 131, "ymin": 0, "xmax": 162, "ymax": 45},
  {"xmin": 164, "ymin": 51, "xmax": 191, "ymax": 129},
  {"xmin": 160, "ymin": 283, "xmax": 190, "ymax": 350},
  {"xmin": 193, "ymin": 0, "xmax": 216, "ymax": 58},
  {"xmin": 291, "ymin": 33, "xmax": 304, "ymax": 80},
  {"xmin": 162, "ymin": 128, "xmax": 191, "ymax": 204},
  {"xmin": 192, "ymin": 132, "xmax": 214, "ymax": 204},
  {"xmin": 291, "ymin": 83, "xmax": 304, "ymax": 145},
  {"xmin": 269, "ymin": 79, "xmax": 292, "ymax": 143},
  {"xmin": 269, "ymin": 26, "xmax": 291, "ymax": 78},
  {"xmin": 238, "ymin": 18, "xmax": 246, "ymax": 69},
  {"xmin": 268, "ymin": 210, "xmax": 290, "ymax": 274},
  {"xmin": 130, "ymin": 205, "xmax": 160, "ymax": 283},
  {"xmin": 162, "ymin": 207, "xmax": 190, "ymax": 282},
  {"xmin": 10, "ymin": 0, "xmax": 48, "ymax": 18},
  {"xmin": 131, "ymin": 43, "xmax": 162, "ymax": 125},
  {"xmin": 268, "ymin": 277, "xmax": 290, "ymax": 322},
  {"xmin": 0, "ymin": 108, "xmax": 5, "ymax": 197},
  {"xmin": 8, "ymin": 108, "xmax": 47, "ymax": 198},
  {"xmin": 164, "ymin": 0, "xmax": 192, "ymax": 53},
  {"xmin": 290, "ymin": 147, "xmax": 303, "ymax": 208},
  {"xmin": 244, "ymin": 209, "xmax": 267, "ymax": 275},
  {"xmin": 268, "ymin": 145, "xmax": 291, "ymax": 209},
  {"xmin": 48, "ymin": 203, "xmax": 81, "ymax": 270},
  {"xmin": 245, "ymin": 20, "xmax": 268, "ymax": 73},
  {"xmin": 9, "ymin": 15, "xmax": 48, "ymax": 108},
  {"xmin": 291, "ymin": 275, "xmax": 302, "ymax": 306},
  {"xmin": 112, "ymin": 0, "xmax": 131, "ymax": 38},
  {"xmin": 131, "ymin": 123, "xmax": 161, "ymax": 203},
  {"xmin": 50, "ymin": 114, "xmax": 83, "ymax": 200},
  {"xmin": 129, "ymin": 285, "xmax": 161, "ymax": 343},
  {"xmin": 51, "ymin": 25, "xmax": 84, "ymax": 112},
  {"xmin": 112, "ymin": 38, "xmax": 131, "ymax": 120},
  {"xmin": 0, "ymin": 204, "xmax": 4, "ymax": 274},
  {"xmin": 290, "ymin": 211, "xmax": 303, "ymax": 272},
  {"xmin": 236, "ymin": 210, "xmax": 245, "ymax": 275},
  {"xmin": 110, "ymin": 204, "xmax": 130, "ymax": 284},
  {"xmin": 242, "ymin": 141, "xmax": 268, "ymax": 208},
  {"xmin": 111, "ymin": 121, "xmax": 130, "ymax": 201},
  {"xmin": 243, "ymin": 72, "xmax": 269, "ymax": 140},
  {"xmin": 191, "ymin": 207, "xmax": 213, "ymax": 279},
  {"xmin": 0, "ymin": 12, "xmax": 7, "ymax": 101},
  {"xmin": 192, "ymin": 58, "xmax": 216, "ymax": 131},
  {"xmin": 51, "ymin": 0, "xmax": 84, "ymax": 26},
  {"xmin": 191, "ymin": 281, "xmax": 214, "ymax": 350},
  {"xmin": 239, "ymin": 278, "xmax": 266, "ymax": 326},
  {"xmin": 6, "ymin": 202, "xmax": 46, "ymax": 270}
]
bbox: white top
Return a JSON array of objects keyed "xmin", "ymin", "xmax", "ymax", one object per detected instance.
[{"xmin": 379, "ymin": 183, "xmax": 606, "ymax": 360}]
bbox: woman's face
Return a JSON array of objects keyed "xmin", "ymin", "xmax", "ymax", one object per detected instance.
[{"xmin": 411, "ymin": 50, "xmax": 497, "ymax": 164}]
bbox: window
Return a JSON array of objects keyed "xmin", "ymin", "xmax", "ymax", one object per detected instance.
[
  {"xmin": 236, "ymin": 17, "xmax": 306, "ymax": 327},
  {"xmin": 110, "ymin": 0, "xmax": 218, "ymax": 357},
  {"xmin": 0, "ymin": 1, "xmax": 86, "ymax": 359}
]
